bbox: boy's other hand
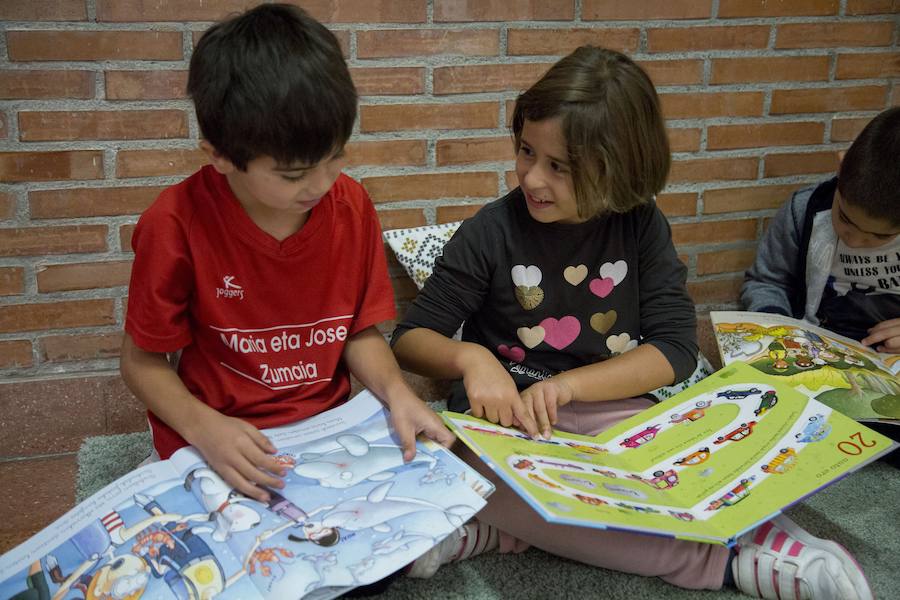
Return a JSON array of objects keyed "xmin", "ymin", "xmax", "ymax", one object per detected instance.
[
  {"xmin": 461, "ymin": 348, "xmax": 539, "ymax": 438},
  {"xmin": 861, "ymin": 318, "xmax": 900, "ymax": 354},
  {"xmin": 388, "ymin": 394, "xmax": 455, "ymax": 461},
  {"xmin": 191, "ymin": 412, "xmax": 287, "ymax": 503},
  {"xmin": 519, "ymin": 375, "xmax": 574, "ymax": 439}
]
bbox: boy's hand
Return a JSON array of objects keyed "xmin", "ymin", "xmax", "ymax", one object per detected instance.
[
  {"xmin": 520, "ymin": 376, "xmax": 574, "ymax": 439},
  {"xmin": 387, "ymin": 394, "xmax": 455, "ymax": 461},
  {"xmin": 189, "ymin": 412, "xmax": 286, "ymax": 503},
  {"xmin": 461, "ymin": 347, "xmax": 539, "ymax": 438},
  {"xmin": 862, "ymin": 318, "xmax": 900, "ymax": 354}
]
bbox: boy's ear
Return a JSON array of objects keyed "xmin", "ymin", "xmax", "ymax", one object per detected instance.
[
  {"xmin": 199, "ymin": 140, "xmax": 236, "ymax": 175},
  {"xmin": 837, "ymin": 149, "xmax": 846, "ymax": 165}
]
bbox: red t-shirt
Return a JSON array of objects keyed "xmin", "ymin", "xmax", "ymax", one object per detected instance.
[{"xmin": 126, "ymin": 165, "xmax": 396, "ymax": 458}]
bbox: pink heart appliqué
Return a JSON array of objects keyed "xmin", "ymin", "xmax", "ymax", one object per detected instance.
[
  {"xmin": 497, "ymin": 344, "xmax": 525, "ymax": 363},
  {"xmin": 539, "ymin": 316, "xmax": 581, "ymax": 350},
  {"xmin": 589, "ymin": 277, "xmax": 615, "ymax": 298}
]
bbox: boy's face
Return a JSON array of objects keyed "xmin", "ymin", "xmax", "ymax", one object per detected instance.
[
  {"xmin": 831, "ymin": 190, "xmax": 900, "ymax": 249},
  {"xmin": 515, "ymin": 117, "xmax": 583, "ymax": 225}
]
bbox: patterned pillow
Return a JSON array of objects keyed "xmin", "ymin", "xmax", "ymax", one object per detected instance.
[{"xmin": 383, "ymin": 222, "xmax": 462, "ymax": 289}]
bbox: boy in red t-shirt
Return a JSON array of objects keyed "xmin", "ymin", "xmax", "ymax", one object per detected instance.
[{"xmin": 121, "ymin": 3, "xmax": 452, "ymax": 504}]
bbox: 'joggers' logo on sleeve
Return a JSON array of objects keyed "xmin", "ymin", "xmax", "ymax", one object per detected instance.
[{"xmin": 216, "ymin": 275, "xmax": 244, "ymax": 300}]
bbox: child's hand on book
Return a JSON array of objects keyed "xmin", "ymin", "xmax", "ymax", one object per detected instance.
[
  {"xmin": 387, "ymin": 393, "xmax": 456, "ymax": 461},
  {"xmin": 519, "ymin": 376, "xmax": 574, "ymax": 439},
  {"xmin": 861, "ymin": 318, "xmax": 900, "ymax": 353},
  {"xmin": 190, "ymin": 411, "xmax": 287, "ymax": 503},
  {"xmin": 461, "ymin": 348, "xmax": 540, "ymax": 439}
]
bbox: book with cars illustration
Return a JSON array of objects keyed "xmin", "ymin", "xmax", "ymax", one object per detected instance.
[
  {"xmin": 0, "ymin": 391, "xmax": 492, "ymax": 600},
  {"xmin": 443, "ymin": 362, "xmax": 897, "ymax": 546},
  {"xmin": 710, "ymin": 310, "xmax": 900, "ymax": 424}
]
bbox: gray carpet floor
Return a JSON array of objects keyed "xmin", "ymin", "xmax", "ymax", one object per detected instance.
[{"xmin": 77, "ymin": 431, "xmax": 899, "ymax": 600}]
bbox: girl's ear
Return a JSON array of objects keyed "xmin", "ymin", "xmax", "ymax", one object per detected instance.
[{"xmin": 199, "ymin": 140, "xmax": 236, "ymax": 174}]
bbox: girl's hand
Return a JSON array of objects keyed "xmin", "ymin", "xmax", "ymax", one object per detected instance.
[
  {"xmin": 520, "ymin": 376, "xmax": 575, "ymax": 439},
  {"xmin": 861, "ymin": 318, "xmax": 900, "ymax": 354},
  {"xmin": 188, "ymin": 412, "xmax": 286, "ymax": 503},
  {"xmin": 460, "ymin": 347, "xmax": 539, "ymax": 438},
  {"xmin": 387, "ymin": 393, "xmax": 456, "ymax": 461}
]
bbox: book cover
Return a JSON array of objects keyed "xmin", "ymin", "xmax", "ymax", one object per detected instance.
[
  {"xmin": 443, "ymin": 362, "xmax": 896, "ymax": 546},
  {"xmin": 0, "ymin": 391, "xmax": 492, "ymax": 600},
  {"xmin": 710, "ymin": 310, "xmax": 900, "ymax": 424}
]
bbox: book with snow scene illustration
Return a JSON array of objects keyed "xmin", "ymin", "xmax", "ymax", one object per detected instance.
[
  {"xmin": 710, "ymin": 310, "xmax": 900, "ymax": 425},
  {"xmin": 443, "ymin": 362, "xmax": 896, "ymax": 546},
  {"xmin": 0, "ymin": 390, "xmax": 492, "ymax": 600}
]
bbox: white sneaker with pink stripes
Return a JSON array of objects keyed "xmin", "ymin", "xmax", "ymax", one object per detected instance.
[{"xmin": 732, "ymin": 514, "xmax": 873, "ymax": 600}]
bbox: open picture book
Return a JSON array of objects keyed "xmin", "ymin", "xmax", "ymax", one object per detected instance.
[
  {"xmin": 0, "ymin": 391, "xmax": 492, "ymax": 600},
  {"xmin": 710, "ymin": 310, "xmax": 900, "ymax": 424},
  {"xmin": 443, "ymin": 362, "xmax": 896, "ymax": 546}
]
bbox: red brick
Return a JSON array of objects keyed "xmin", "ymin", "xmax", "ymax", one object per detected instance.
[
  {"xmin": 697, "ymin": 248, "xmax": 757, "ymax": 276},
  {"xmin": 893, "ymin": 87, "xmax": 900, "ymax": 107},
  {"xmin": 660, "ymin": 92, "xmax": 764, "ymax": 119},
  {"xmin": 505, "ymin": 170, "xmax": 518, "ymax": 190},
  {"xmin": 39, "ymin": 332, "xmax": 124, "ymax": 363},
  {"xmin": 351, "ymin": 67, "xmax": 424, "ymax": 96},
  {"xmin": 362, "ymin": 173, "xmax": 498, "ymax": 203},
  {"xmin": 846, "ymin": 0, "xmax": 899, "ymax": 14},
  {"xmin": 0, "ymin": 151, "xmax": 103, "ymax": 182},
  {"xmin": 831, "ymin": 117, "xmax": 873, "ymax": 142},
  {"xmin": 704, "ymin": 184, "xmax": 803, "ymax": 214},
  {"xmin": 507, "ymin": 28, "xmax": 639, "ymax": 55},
  {"xmin": 434, "ymin": 63, "xmax": 550, "ymax": 95},
  {"xmin": 0, "ymin": 456, "xmax": 76, "ymax": 551},
  {"xmin": 97, "ymin": 0, "xmax": 256, "ymax": 21},
  {"xmin": 0, "ymin": 340, "xmax": 32, "ymax": 369},
  {"xmin": 301, "ymin": 1, "xmax": 427, "ymax": 23},
  {"xmin": 647, "ymin": 25, "xmax": 769, "ymax": 52},
  {"xmin": 0, "ymin": 70, "xmax": 93, "ymax": 100},
  {"xmin": 0, "ymin": 225, "xmax": 107, "ymax": 257},
  {"xmin": 120, "ymin": 224, "xmax": 136, "ymax": 251},
  {"xmin": 771, "ymin": 86, "xmax": 887, "ymax": 114},
  {"xmin": 707, "ymin": 122, "xmax": 824, "ymax": 150},
  {"xmin": 37, "ymin": 260, "xmax": 133, "ymax": 293},
  {"xmin": 0, "ymin": 113, "xmax": 6, "ymax": 140},
  {"xmin": 836, "ymin": 53, "xmax": 900, "ymax": 80},
  {"xmin": 434, "ymin": 0, "xmax": 574, "ymax": 21},
  {"xmin": 583, "ymin": 0, "xmax": 712, "ymax": 20},
  {"xmin": 672, "ymin": 219, "xmax": 757, "ymax": 245},
  {"xmin": 669, "ymin": 158, "xmax": 759, "ymax": 182},
  {"xmin": 378, "ymin": 209, "xmax": 427, "ymax": 230},
  {"xmin": 19, "ymin": 110, "xmax": 188, "ymax": 141},
  {"xmin": 637, "ymin": 60, "xmax": 703, "ymax": 86},
  {"xmin": 667, "ymin": 128, "xmax": 701, "ymax": 152},
  {"xmin": 0, "ymin": 192, "xmax": 14, "ymax": 221},
  {"xmin": 116, "ymin": 149, "xmax": 207, "ymax": 178},
  {"xmin": 29, "ymin": 186, "xmax": 164, "ymax": 219},
  {"xmin": 7, "ymin": 31, "xmax": 183, "ymax": 61},
  {"xmin": 360, "ymin": 103, "xmax": 498, "ymax": 133},
  {"xmin": 0, "ymin": 267, "xmax": 24, "ymax": 296},
  {"xmin": 764, "ymin": 151, "xmax": 839, "ymax": 178},
  {"xmin": 688, "ymin": 277, "xmax": 744, "ymax": 305},
  {"xmin": 0, "ymin": 299, "xmax": 116, "ymax": 333},
  {"xmin": 357, "ymin": 29, "xmax": 499, "ymax": 58},
  {"xmin": 436, "ymin": 137, "xmax": 515, "ymax": 166},
  {"xmin": 437, "ymin": 204, "xmax": 486, "ymax": 223},
  {"xmin": 0, "ymin": 0, "xmax": 86, "ymax": 20},
  {"xmin": 711, "ymin": 56, "xmax": 830, "ymax": 84},
  {"xmin": 346, "ymin": 140, "xmax": 426, "ymax": 167},
  {"xmin": 105, "ymin": 70, "xmax": 188, "ymax": 100},
  {"xmin": 657, "ymin": 193, "xmax": 697, "ymax": 217},
  {"xmin": 776, "ymin": 22, "xmax": 893, "ymax": 49},
  {"xmin": 719, "ymin": 0, "xmax": 838, "ymax": 17}
]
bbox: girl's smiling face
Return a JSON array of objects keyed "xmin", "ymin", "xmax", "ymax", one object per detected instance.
[{"xmin": 515, "ymin": 117, "xmax": 584, "ymax": 225}]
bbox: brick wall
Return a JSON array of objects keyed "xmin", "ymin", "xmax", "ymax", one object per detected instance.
[{"xmin": 0, "ymin": 0, "xmax": 898, "ymax": 379}]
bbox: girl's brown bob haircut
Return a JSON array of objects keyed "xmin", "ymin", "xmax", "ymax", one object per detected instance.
[{"xmin": 512, "ymin": 46, "xmax": 670, "ymax": 219}]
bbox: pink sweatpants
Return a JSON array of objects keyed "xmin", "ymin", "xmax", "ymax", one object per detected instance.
[{"xmin": 458, "ymin": 397, "xmax": 730, "ymax": 590}]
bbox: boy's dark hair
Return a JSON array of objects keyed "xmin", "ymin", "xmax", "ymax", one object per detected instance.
[
  {"xmin": 188, "ymin": 3, "xmax": 356, "ymax": 171},
  {"xmin": 838, "ymin": 107, "xmax": 900, "ymax": 226},
  {"xmin": 512, "ymin": 46, "xmax": 670, "ymax": 219}
]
